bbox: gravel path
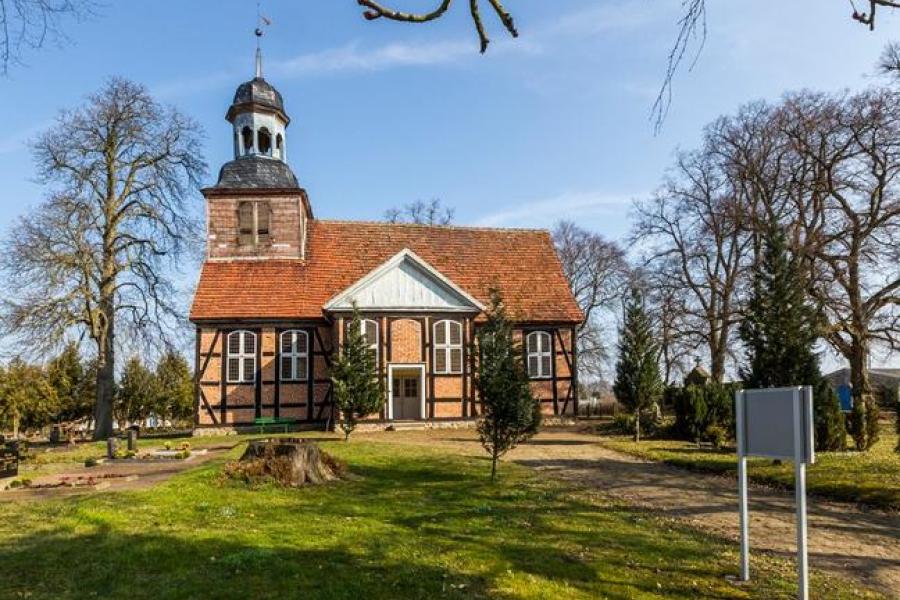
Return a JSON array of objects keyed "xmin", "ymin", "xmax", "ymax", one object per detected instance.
[{"xmin": 361, "ymin": 427, "xmax": 900, "ymax": 598}]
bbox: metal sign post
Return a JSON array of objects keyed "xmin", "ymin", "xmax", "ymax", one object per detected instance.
[{"xmin": 735, "ymin": 386, "xmax": 814, "ymax": 600}]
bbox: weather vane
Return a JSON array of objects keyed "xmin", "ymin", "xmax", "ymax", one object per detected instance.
[{"xmin": 254, "ymin": 0, "xmax": 272, "ymax": 77}]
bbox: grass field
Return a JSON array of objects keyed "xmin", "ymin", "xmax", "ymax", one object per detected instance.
[
  {"xmin": 0, "ymin": 436, "xmax": 883, "ymax": 599},
  {"xmin": 596, "ymin": 423, "xmax": 900, "ymax": 511}
]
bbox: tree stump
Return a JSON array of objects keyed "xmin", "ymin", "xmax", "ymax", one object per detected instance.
[{"xmin": 228, "ymin": 439, "xmax": 344, "ymax": 487}]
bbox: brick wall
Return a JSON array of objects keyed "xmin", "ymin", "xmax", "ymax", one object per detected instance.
[{"xmin": 206, "ymin": 193, "xmax": 308, "ymax": 259}]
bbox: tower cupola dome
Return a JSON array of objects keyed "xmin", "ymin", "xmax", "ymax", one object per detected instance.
[{"xmin": 226, "ymin": 48, "xmax": 290, "ymax": 163}]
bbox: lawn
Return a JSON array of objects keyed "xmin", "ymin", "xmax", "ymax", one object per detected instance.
[
  {"xmin": 596, "ymin": 423, "xmax": 900, "ymax": 511},
  {"xmin": 0, "ymin": 436, "xmax": 882, "ymax": 599}
]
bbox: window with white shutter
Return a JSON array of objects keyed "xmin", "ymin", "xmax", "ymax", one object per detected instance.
[
  {"xmin": 433, "ymin": 320, "xmax": 463, "ymax": 375},
  {"xmin": 526, "ymin": 331, "xmax": 553, "ymax": 379},
  {"xmin": 226, "ymin": 330, "xmax": 257, "ymax": 384},
  {"xmin": 280, "ymin": 330, "xmax": 308, "ymax": 382}
]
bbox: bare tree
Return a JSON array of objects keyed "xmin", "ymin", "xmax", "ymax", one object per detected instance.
[
  {"xmin": 0, "ymin": 0, "xmax": 96, "ymax": 74},
  {"xmin": 642, "ymin": 261, "xmax": 694, "ymax": 385},
  {"xmin": 780, "ymin": 88, "xmax": 900, "ymax": 411},
  {"xmin": 634, "ymin": 143, "xmax": 753, "ymax": 382},
  {"xmin": 384, "ymin": 198, "xmax": 454, "ymax": 225},
  {"xmin": 0, "ymin": 77, "xmax": 206, "ymax": 440},
  {"xmin": 552, "ymin": 220, "xmax": 629, "ymax": 380}
]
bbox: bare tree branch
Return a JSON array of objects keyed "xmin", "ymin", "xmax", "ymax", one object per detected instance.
[
  {"xmin": 357, "ymin": 0, "xmax": 517, "ymax": 53},
  {"xmin": 0, "ymin": 0, "xmax": 97, "ymax": 75},
  {"xmin": 384, "ymin": 198, "xmax": 454, "ymax": 225}
]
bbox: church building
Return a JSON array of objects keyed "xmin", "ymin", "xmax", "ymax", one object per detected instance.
[{"xmin": 189, "ymin": 52, "xmax": 583, "ymax": 429}]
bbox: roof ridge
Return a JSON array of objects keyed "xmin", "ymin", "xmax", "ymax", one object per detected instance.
[{"xmin": 314, "ymin": 219, "xmax": 550, "ymax": 234}]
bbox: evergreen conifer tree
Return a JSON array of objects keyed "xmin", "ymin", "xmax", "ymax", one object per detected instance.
[
  {"xmin": 331, "ymin": 304, "xmax": 384, "ymax": 441},
  {"xmin": 613, "ymin": 288, "xmax": 663, "ymax": 442},
  {"xmin": 155, "ymin": 350, "xmax": 194, "ymax": 424},
  {"xmin": 476, "ymin": 289, "xmax": 541, "ymax": 481},
  {"xmin": 115, "ymin": 357, "xmax": 158, "ymax": 429},
  {"xmin": 46, "ymin": 343, "xmax": 93, "ymax": 424},
  {"xmin": 739, "ymin": 224, "xmax": 845, "ymax": 451}
]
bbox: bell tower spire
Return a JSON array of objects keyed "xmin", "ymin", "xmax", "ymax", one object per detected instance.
[{"xmin": 254, "ymin": 0, "xmax": 268, "ymax": 79}]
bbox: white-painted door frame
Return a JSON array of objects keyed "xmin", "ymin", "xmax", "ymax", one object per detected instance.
[{"xmin": 387, "ymin": 364, "xmax": 426, "ymax": 421}]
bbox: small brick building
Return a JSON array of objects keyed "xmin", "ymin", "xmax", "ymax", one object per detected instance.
[{"xmin": 189, "ymin": 60, "xmax": 583, "ymax": 429}]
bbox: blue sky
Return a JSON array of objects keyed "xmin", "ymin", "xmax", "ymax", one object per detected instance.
[{"xmin": 0, "ymin": 1, "xmax": 898, "ymax": 366}]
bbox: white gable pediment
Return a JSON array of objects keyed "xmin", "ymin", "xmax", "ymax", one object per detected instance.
[{"xmin": 325, "ymin": 249, "xmax": 483, "ymax": 312}]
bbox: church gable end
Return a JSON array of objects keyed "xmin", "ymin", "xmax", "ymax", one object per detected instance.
[{"xmin": 325, "ymin": 249, "xmax": 484, "ymax": 313}]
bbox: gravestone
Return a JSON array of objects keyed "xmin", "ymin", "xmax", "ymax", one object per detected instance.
[
  {"xmin": 107, "ymin": 437, "xmax": 118, "ymax": 459},
  {"xmin": 0, "ymin": 443, "xmax": 18, "ymax": 478},
  {"xmin": 127, "ymin": 429, "xmax": 138, "ymax": 452}
]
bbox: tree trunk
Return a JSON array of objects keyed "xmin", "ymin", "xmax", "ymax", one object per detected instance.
[
  {"xmin": 490, "ymin": 449, "xmax": 498, "ymax": 482},
  {"xmin": 634, "ymin": 408, "xmax": 641, "ymax": 442},
  {"xmin": 849, "ymin": 337, "xmax": 872, "ymax": 402},
  {"xmin": 12, "ymin": 412, "xmax": 19, "ymax": 439},
  {"xmin": 710, "ymin": 330, "xmax": 727, "ymax": 384},
  {"xmin": 234, "ymin": 439, "xmax": 343, "ymax": 486},
  {"xmin": 92, "ymin": 312, "xmax": 116, "ymax": 441}
]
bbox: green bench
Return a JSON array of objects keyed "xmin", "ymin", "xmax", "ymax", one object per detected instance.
[{"xmin": 253, "ymin": 416, "xmax": 298, "ymax": 433}]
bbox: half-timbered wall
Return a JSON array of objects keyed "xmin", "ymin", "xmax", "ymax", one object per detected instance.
[
  {"xmin": 195, "ymin": 323, "xmax": 335, "ymax": 426},
  {"xmin": 194, "ymin": 319, "xmax": 577, "ymax": 426}
]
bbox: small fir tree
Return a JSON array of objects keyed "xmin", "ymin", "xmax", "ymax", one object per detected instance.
[
  {"xmin": 155, "ymin": 350, "xmax": 194, "ymax": 424},
  {"xmin": 847, "ymin": 393, "xmax": 881, "ymax": 451},
  {"xmin": 613, "ymin": 288, "xmax": 663, "ymax": 442},
  {"xmin": 739, "ymin": 224, "xmax": 846, "ymax": 451},
  {"xmin": 331, "ymin": 304, "xmax": 384, "ymax": 441},
  {"xmin": 476, "ymin": 289, "xmax": 541, "ymax": 481}
]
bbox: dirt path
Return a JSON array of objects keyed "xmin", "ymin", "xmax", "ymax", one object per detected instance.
[
  {"xmin": 361, "ymin": 427, "xmax": 900, "ymax": 598},
  {"xmin": 0, "ymin": 445, "xmax": 238, "ymax": 502}
]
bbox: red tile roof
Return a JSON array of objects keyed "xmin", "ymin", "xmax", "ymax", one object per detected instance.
[{"xmin": 190, "ymin": 220, "xmax": 583, "ymax": 323}]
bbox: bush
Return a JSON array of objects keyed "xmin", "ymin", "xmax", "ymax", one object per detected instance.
[
  {"xmin": 876, "ymin": 384, "xmax": 899, "ymax": 409},
  {"xmin": 847, "ymin": 393, "xmax": 880, "ymax": 451},
  {"xmin": 704, "ymin": 425, "xmax": 727, "ymax": 449},
  {"xmin": 813, "ymin": 380, "xmax": 846, "ymax": 452},
  {"xmin": 671, "ymin": 382, "xmax": 740, "ymax": 442},
  {"xmin": 612, "ymin": 413, "xmax": 635, "ymax": 435},
  {"xmin": 611, "ymin": 408, "xmax": 663, "ymax": 438}
]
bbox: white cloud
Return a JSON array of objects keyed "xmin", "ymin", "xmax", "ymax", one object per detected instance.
[
  {"xmin": 272, "ymin": 39, "xmax": 473, "ymax": 76},
  {"xmin": 152, "ymin": 36, "xmax": 534, "ymax": 100},
  {"xmin": 473, "ymin": 190, "xmax": 639, "ymax": 231},
  {"xmin": 544, "ymin": 1, "xmax": 669, "ymax": 39}
]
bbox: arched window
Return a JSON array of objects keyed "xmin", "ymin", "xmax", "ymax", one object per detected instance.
[
  {"xmin": 275, "ymin": 134, "xmax": 284, "ymax": 159},
  {"xmin": 359, "ymin": 319, "xmax": 379, "ymax": 365},
  {"xmin": 280, "ymin": 330, "xmax": 308, "ymax": 382},
  {"xmin": 526, "ymin": 331, "xmax": 552, "ymax": 379},
  {"xmin": 227, "ymin": 330, "xmax": 256, "ymax": 383},
  {"xmin": 258, "ymin": 127, "xmax": 272, "ymax": 155},
  {"xmin": 241, "ymin": 126, "xmax": 254, "ymax": 155},
  {"xmin": 433, "ymin": 320, "xmax": 463, "ymax": 375}
]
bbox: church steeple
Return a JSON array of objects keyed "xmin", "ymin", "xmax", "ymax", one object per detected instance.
[{"xmin": 225, "ymin": 49, "xmax": 290, "ymax": 163}]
